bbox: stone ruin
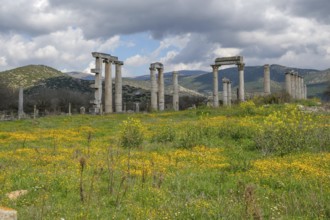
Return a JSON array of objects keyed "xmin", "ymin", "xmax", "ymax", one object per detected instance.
[
  {"xmin": 211, "ymin": 56, "xmax": 245, "ymax": 107},
  {"xmin": 285, "ymin": 70, "xmax": 307, "ymax": 99},
  {"xmin": 90, "ymin": 52, "xmax": 124, "ymax": 114}
]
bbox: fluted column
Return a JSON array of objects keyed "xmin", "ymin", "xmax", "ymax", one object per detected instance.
[
  {"xmin": 222, "ymin": 78, "xmax": 228, "ymax": 106},
  {"xmin": 211, "ymin": 65, "xmax": 219, "ymax": 107},
  {"xmin": 228, "ymin": 80, "xmax": 232, "ymax": 107},
  {"xmin": 264, "ymin": 64, "xmax": 271, "ymax": 95},
  {"xmin": 285, "ymin": 72, "xmax": 292, "ymax": 96},
  {"xmin": 238, "ymin": 63, "xmax": 245, "ymax": 102},
  {"xmin": 104, "ymin": 60, "xmax": 113, "ymax": 113},
  {"xmin": 150, "ymin": 67, "xmax": 158, "ymax": 111},
  {"xmin": 115, "ymin": 61, "xmax": 123, "ymax": 113},
  {"xmin": 172, "ymin": 71, "xmax": 179, "ymax": 111},
  {"xmin": 158, "ymin": 68, "xmax": 165, "ymax": 111},
  {"xmin": 92, "ymin": 56, "xmax": 103, "ymax": 111},
  {"xmin": 300, "ymin": 77, "xmax": 304, "ymax": 99}
]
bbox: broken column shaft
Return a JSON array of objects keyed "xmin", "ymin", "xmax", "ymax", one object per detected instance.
[
  {"xmin": 212, "ymin": 65, "xmax": 219, "ymax": 107},
  {"xmin": 264, "ymin": 64, "xmax": 271, "ymax": 95},
  {"xmin": 173, "ymin": 71, "xmax": 179, "ymax": 111}
]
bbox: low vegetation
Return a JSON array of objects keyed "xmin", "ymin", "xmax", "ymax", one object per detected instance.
[{"xmin": 0, "ymin": 102, "xmax": 329, "ymax": 219}]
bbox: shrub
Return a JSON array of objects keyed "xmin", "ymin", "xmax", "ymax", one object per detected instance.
[
  {"xmin": 151, "ymin": 124, "xmax": 176, "ymax": 143},
  {"xmin": 254, "ymin": 105, "xmax": 330, "ymax": 155},
  {"xmin": 119, "ymin": 117, "xmax": 144, "ymax": 148}
]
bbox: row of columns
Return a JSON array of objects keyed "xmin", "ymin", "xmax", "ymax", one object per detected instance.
[
  {"xmin": 285, "ymin": 71, "xmax": 307, "ymax": 99},
  {"xmin": 90, "ymin": 52, "xmax": 123, "ymax": 114},
  {"xmin": 150, "ymin": 63, "xmax": 180, "ymax": 111}
]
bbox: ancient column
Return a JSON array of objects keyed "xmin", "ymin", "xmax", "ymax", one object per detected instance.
[
  {"xmin": 93, "ymin": 56, "xmax": 103, "ymax": 112},
  {"xmin": 291, "ymin": 72, "xmax": 296, "ymax": 99},
  {"xmin": 18, "ymin": 87, "xmax": 24, "ymax": 119},
  {"xmin": 264, "ymin": 64, "xmax": 271, "ymax": 95},
  {"xmin": 135, "ymin": 103, "xmax": 140, "ymax": 113},
  {"xmin": 172, "ymin": 71, "xmax": 179, "ymax": 111},
  {"xmin": 285, "ymin": 71, "xmax": 292, "ymax": 96},
  {"xmin": 104, "ymin": 60, "xmax": 113, "ymax": 113},
  {"xmin": 238, "ymin": 63, "xmax": 245, "ymax": 102},
  {"xmin": 33, "ymin": 105, "xmax": 37, "ymax": 119},
  {"xmin": 300, "ymin": 77, "xmax": 304, "ymax": 99},
  {"xmin": 158, "ymin": 67, "xmax": 165, "ymax": 111},
  {"xmin": 228, "ymin": 80, "xmax": 232, "ymax": 107},
  {"xmin": 304, "ymin": 84, "xmax": 307, "ymax": 99},
  {"xmin": 296, "ymin": 75, "xmax": 300, "ymax": 99},
  {"xmin": 211, "ymin": 65, "xmax": 219, "ymax": 107},
  {"xmin": 115, "ymin": 61, "xmax": 123, "ymax": 113},
  {"xmin": 222, "ymin": 78, "xmax": 228, "ymax": 106},
  {"xmin": 150, "ymin": 67, "xmax": 158, "ymax": 111}
]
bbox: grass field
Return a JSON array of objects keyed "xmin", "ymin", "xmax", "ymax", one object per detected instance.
[{"xmin": 0, "ymin": 102, "xmax": 329, "ymax": 219}]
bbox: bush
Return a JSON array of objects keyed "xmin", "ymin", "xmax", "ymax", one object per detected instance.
[
  {"xmin": 151, "ymin": 124, "xmax": 176, "ymax": 143},
  {"xmin": 254, "ymin": 105, "xmax": 330, "ymax": 155},
  {"xmin": 119, "ymin": 118, "xmax": 144, "ymax": 148}
]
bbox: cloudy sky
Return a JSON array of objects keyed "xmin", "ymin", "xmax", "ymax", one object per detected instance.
[{"xmin": 0, "ymin": 0, "xmax": 329, "ymax": 76}]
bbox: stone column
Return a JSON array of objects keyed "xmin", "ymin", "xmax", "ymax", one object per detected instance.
[
  {"xmin": 222, "ymin": 78, "xmax": 228, "ymax": 106},
  {"xmin": 115, "ymin": 61, "xmax": 123, "ymax": 113},
  {"xmin": 18, "ymin": 87, "xmax": 24, "ymax": 119},
  {"xmin": 135, "ymin": 103, "xmax": 140, "ymax": 113},
  {"xmin": 291, "ymin": 72, "xmax": 296, "ymax": 99},
  {"xmin": 211, "ymin": 65, "xmax": 219, "ymax": 107},
  {"xmin": 238, "ymin": 63, "xmax": 245, "ymax": 102},
  {"xmin": 300, "ymin": 77, "xmax": 304, "ymax": 99},
  {"xmin": 93, "ymin": 56, "xmax": 103, "ymax": 112},
  {"xmin": 295, "ymin": 73, "xmax": 300, "ymax": 99},
  {"xmin": 150, "ymin": 67, "xmax": 158, "ymax": 111},
  {"xmin": 228, "ymin": 80, "xmax": 232, "ymax": 107},
  {"xmin": 296, "ymin": 75, "xmax": 300, "ymax": 99},
  {"xmin": 304, "ymin": 84, "xmax": 307, "ymax": 99},
  {"xmin": 158, "ymin": 68, "xmax": 165, "ymax": 111},
  {"xmin": 172, "ymin": 71, "xmax": 179, "ymax": 111},
  {"xmin": 33, "ymin": 105, "xmax": 37, "ymax": 119},
  {"xmin": 285, "ymin": 72, "xmax": 292, "ymax": 96},
  {"xmin": 104, "ymin": 60, "xmax": 113, "ymax": 113},
  {"xmin": 264, "ymin": 64, "xmax": 271, "ymax": 95}
]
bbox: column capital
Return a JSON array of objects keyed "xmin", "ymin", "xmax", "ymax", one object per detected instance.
[
  {"xmin": 149, "ymin": 67, "xmax": 156, "ymax": 71},
  {"xmin": 211, "ymin": 64, "xmax": 220, "ymax": 71},
  {"xmin": 114, "ymin": 61, "xmax": 124, "ymax": 65},
  {"xmin": 237, "ymin": 63, "xmax": 245, "ymax": 71}
]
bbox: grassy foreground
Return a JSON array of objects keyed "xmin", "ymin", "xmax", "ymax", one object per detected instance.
[{"xmin": 0, "ymin": 102, "xmax": 329, "ymax": 219}]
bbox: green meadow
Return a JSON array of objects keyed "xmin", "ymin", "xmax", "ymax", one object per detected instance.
[{"xmin": 0, "ymin": 102, "xmax": 329, "ymax": 219}]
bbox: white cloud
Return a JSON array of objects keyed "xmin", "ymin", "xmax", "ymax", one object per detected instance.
[{"xmin": 125, "ymin": 54, "xmax": 150, "ymax": 67}]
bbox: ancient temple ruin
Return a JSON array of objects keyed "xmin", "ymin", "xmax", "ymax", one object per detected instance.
[
  {"xmin": 211, "ymin": 56, "xmax": 245, "ymax": 107},
  {"xmin": 90, "ymin": 52, "xmax": 124, "ymax": 114}
]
